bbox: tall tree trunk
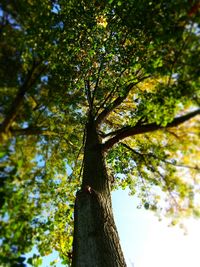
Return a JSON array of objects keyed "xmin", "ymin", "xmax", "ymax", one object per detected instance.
[{"xmin": 72, "ymin": 116, "xmax": 126, "ymax": 267}]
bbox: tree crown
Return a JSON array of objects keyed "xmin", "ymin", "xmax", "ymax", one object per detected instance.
[{"xmin": 0, "ymin": 0, "xmax": 200, "ymax": 265}]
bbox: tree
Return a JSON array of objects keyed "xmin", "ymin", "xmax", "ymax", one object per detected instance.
[{"xmin": 0, "ymin": 0, "xmax": 200, "ymax": 266}]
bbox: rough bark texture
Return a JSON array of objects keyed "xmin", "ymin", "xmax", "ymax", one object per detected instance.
[{"xmin": 72, "ymin": 116, "xmax": 126, "ymax": 267}]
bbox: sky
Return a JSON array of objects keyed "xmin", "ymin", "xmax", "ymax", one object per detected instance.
[
  {"xmin": 112, "ymin": 189, "xmax": 200, "ymax": 267},
  {"xmin": 32, "ymin": 188, "xmax": 200, "ymax": 267}
]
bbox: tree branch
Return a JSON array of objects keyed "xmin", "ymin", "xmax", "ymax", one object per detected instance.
[
  {"xmin": 96, "ymin": 75, "xmax": 150, "ymax": 126},
  {"xmin": 10, "ymin": 127, "xmax": 60, "ymax": 136},
  {"xmin": 91, "ymin": 61, "xmax": 103, "ymax": 107},
  {"xmin": 0, "ymin": 61, "xmax": 46, "ymax": 139},
  {"xmin": 103, "ymin": 109, "xmax": 200, "ymax": 151},
  {"xmin": 94, "ymin": 68, "xmax": 128, "ymax": 118},
  {"xmin": 84, "ymin": 80, "xmax": 93, "ymax": 112}
]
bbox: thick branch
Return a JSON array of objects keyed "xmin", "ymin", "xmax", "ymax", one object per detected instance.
[
  {"xmin": 96, "ymin": 76, "xmax": 150, "ymax": 126},
  {"xmin": 103, "ymin": 109, "xmax": 200, "ymax": 151},
  {"xmin": 0, "ymin": 62, "xmax": 46, "ymax": 137},
  {"xmin": 84, "ymin": 80, "xmax": 93, "ymax": 112},
  {"xmin": 91, "ymin": 61, "xmax": 103, "ymax": 107}
]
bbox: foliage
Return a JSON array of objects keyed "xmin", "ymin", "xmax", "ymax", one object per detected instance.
[{"xmin": 0, "ymin": 0, "xmax": 200, "ymax": 265}]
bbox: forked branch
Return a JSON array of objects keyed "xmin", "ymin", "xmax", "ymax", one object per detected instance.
[{"xmin": 96, "ymin": 75, "xmax": 150, "ymax": 126}]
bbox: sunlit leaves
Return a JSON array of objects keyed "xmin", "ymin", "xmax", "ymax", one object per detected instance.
[{"xmin": 106, "ymin": 116, "xmax": 200, "ymax": 225}]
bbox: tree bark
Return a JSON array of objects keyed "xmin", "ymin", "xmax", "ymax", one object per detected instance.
[{"xmin": 72, "ymin": 115, "xmax": 126, "ymax": 267}]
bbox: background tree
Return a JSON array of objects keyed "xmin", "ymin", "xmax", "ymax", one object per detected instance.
[{"xmin": 0, "ymin": 0, "xmax": 200, "ymax": 266}]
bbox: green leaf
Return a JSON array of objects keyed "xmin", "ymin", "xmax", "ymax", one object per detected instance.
[{"xmin": 0, "ymin": 151, "xmax": 6, "ymax": 158}]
